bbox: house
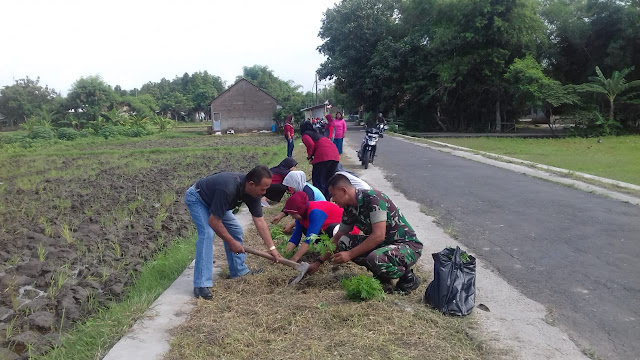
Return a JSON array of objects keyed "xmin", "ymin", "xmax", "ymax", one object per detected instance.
[
  {"xmin": 301, "ymin": 104, "xmax": 329, "ymax": 121},
  {"xmin": 209, "ymin": 78, "xmax": 280, "ymax": 132}
]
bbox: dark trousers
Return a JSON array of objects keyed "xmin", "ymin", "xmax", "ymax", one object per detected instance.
[
  {"xmin": 312, "ymin": 160, "xmax": 339, "ymax": 199},
  {"xmin": 286, "ymin": 139, "xmax": 294, "ymax": 158}
]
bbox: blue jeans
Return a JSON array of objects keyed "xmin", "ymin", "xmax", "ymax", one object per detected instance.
[
  {"xmin": 333, "ymin": 138, "xmax": 343, "ymax": 154},
  {"xmin": 185, "ymin": 186, "xmax": 249, "ymax": 287},
  {"xmin": 286, "ymin": 138, "xmax": 294, "ymax": 158}
]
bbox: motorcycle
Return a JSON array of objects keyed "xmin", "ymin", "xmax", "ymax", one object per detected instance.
[
  {"xmin": 376, "ymin": 122, "xmax": 388, "ymax": 138},
  {"xmin": 357, "ymin": 127, "xmax": 381, "ymax": 169}
]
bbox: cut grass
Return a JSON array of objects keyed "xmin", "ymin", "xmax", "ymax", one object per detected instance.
[
  {"xmin": 428, "ymin": 135, "xmax": 640, "ymax": 186},
  {"xmin": 36, "ymin": 236, "xmax": 197, "ymax": 360},
  {"xmin": 165, "ymin": 220, "xmax": 488, "ymax": 360}
]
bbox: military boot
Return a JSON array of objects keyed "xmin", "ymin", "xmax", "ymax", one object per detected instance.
[{"xmin": 394, "ymin": 269, "xmax": 420, "ymax": 294}]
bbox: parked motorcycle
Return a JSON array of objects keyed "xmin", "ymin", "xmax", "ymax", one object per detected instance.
[{"xmin": 357, "ymin": 127, "xmax": 381, "ymax": 169}]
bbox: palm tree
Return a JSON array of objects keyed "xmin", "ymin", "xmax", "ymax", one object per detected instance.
[{"xmin": 580, "ymin": 66, "xmax": 640, "ymax": 120}]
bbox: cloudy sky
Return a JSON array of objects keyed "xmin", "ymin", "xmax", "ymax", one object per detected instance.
[{"xmin": 0, "ymin": 0, "xmax": 338, "ymax": 95}]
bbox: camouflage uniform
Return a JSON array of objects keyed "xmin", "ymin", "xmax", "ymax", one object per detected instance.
[{"xmin": 338, "ymin": 189, "xmax": 422, "ymax": 279}]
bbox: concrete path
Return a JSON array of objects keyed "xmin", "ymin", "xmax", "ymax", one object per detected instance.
[
  {"xmin": 345, "ymin": 130, "xmax": 640, "ymax": 360},
  {"xmin": 102, "ymin": 209, "xmax": 253, "ymax": 360}
]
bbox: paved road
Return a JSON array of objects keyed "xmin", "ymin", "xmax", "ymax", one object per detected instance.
[{"xmin": 345, "ymin": 130, "xmax": 640, "ymax": 360}]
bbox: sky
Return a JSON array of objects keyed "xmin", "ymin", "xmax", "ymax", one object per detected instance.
[{"xmin": 0, "ymin": 0, "xmax": 338, "ymax": 95}]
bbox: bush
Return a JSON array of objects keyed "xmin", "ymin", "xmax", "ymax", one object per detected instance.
[
  {"xmin": 126, "ymin": 127, "xmax": 148, "ymax": 137},
  {"xmin": 57, "ymin": 128, "xmax": 79, "ymax": 141},
  {"xmin": 29, "ymin": 126, "xmax": 55, "ymax": 140},
  {"xmin": 78, "ymin": 128, "xmax": 96, "ymax": 138},
  {"xmin": 99, "ymin": 125, "xmax": 120, "ymax": 139},
  {"xmin": 387, "ymin": 123, "xmax": 399, "ymax": 133},
  {"xmin": 341, "ymin": 274, "xmax": 385, "ymax": 301},
  {"xmin": 0, "ymin": 132, "xmax": 28, "ymax": 145}
]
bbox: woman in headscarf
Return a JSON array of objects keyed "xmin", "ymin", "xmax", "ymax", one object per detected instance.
[
  {"xmin": 281, "ymin": 192, "xmax": 359, "ymax": 262},
  {"xmin": 324, "ymin": 113, "xmax": 335, "ymax": 140},
  {"xmin": 302, "ymin": 128, "xmax": 340, "ymax": 199},
  {"xmin": 284, "ymin": 114, "xmax": 294, "ymax": 158},
  {"xmin": 271, "ymin": 170, "xmax": 325, "ymax": 225},
  {"xmin": 264, "ymin": 157, "xmax": 297, "ymax": 203}
]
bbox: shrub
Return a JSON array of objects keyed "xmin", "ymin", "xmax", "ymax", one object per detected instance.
[
  {"xmin": 99, "ymin": 125, "xmax": 120, "ymax": 139},
  {"xmin": 57, "ymin": 128, "xmax": 79, "ymax": 141},
  {"xmin": 78, "ymin": 128, "xmax": 95, "ymax": 138},
  {"xmin": 126, "ymin": 127, "xmax": 147, "ymax": 138},
  {"xmin": 29, "ymin": 126, "xmax": 55, "ymax": 140},
  {"xmin": 341, "ymin": 274, "xmax": 385, "ymax": 301},
  {"xmin": 0, "ymin": 133, "xmax": 27, "ymax": 145}
]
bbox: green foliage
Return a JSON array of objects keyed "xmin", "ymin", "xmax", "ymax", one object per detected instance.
[
  {"xmin": 578, "ymin": 66, "xmax": 640, "ymax": 120},
  {"xmin": 271, "ymin": 225, "xmax": 294, "ymax": 259},
  {"xmin": 29, "ymin": 126, "xmax": 55, "ymax": 140},
  {"xmin": 57, "ymin": 128, "xmax": 79, "ymax": 141},
  {"xmin": 99, "ymin": 125, "xmax": 120, "ymax": 139},
  {"xmin": 67, "ymin": 76, "xmax": 117, "ymax": 123},
  {"xmin": 153, "ymin": 115, "xmax": 175, "ymax": 132},
  {"xmin": 0, "ymin": 76, "xmax": 60, "ymax": 127},
  {"xmin": 306, "ymin": 232, "xmax": 336, "ymax": 255},
  {"xmin": 341, "ymin": 274, "xmax": 385, "ymax": 301}
]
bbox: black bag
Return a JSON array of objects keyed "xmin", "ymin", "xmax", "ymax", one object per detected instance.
[{"xmin": 424, "ymin": 246, "xmax": 476, "ymax": 316}]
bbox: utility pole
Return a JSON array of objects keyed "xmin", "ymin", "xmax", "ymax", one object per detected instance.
[{"xmin": 315, "ymin": 73, "xmax": 318, "ymax": 105}]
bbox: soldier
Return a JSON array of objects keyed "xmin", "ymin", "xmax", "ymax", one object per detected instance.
[{"xmin": 308, "ymin": 174, "xmax": 422, "ymax": 294}]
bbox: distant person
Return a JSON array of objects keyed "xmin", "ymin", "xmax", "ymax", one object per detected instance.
[
  {"xmin": 324, "ymin": 113, "xmax": 335, "ymax": 140},
  {"xmin": 284, "ymin": 114, "xmax": 294, "ymax": 158},
  {"xmin": 332, "ymin": 112, "xmax": 347, "ymax": 154},
  {"xmin": 377, "ymin": 112, "xmax": 386, "ymax": 125},
  {"xmin": 308, "ymin": 174, "xmax": 423, "ymax": 294},
  {"xmin": 184, "ymin": 166, "xmax": 282, "ymax": 300},
  {"xmin": 301, "ymin": 129, "xmax": 340, "ymax": 199}
]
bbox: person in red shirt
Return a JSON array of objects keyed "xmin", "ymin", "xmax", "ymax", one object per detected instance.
[
  {"xmin": 301, "ymin": 126, "xmax": 340, "ymax": 199},
  {"xmin": 282, "ymin": 191, "xmax": 358, "ymax": 262},
  {"xmin": 264, "ymin": 157, "xmax": 297, "ymax": 203},
  {"xmin": 284, "ymin": 114, "xmax": 294, "ymax": 157}
]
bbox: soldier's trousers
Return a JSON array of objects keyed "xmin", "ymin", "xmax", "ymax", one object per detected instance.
[{"xmin": 338, "ymin": 235, "xmax": 423, "ymax": 279}]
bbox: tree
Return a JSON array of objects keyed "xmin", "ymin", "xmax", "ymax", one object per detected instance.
[
  {"xmin": 0, "ymin": 77, "xmax": 59, "ymax": 127},
  {"xmin": 66, "ymin": 76, "xmax": 117, "ymax": 122},
  {"xmin": 579, "ymin": 66, "xmax": 640, "ymax": 120},
  {"xmin": 317, "ymin": 0, "xmax": 399, "ymax": 112},
  {"xmin": 506, "ymin": 56, "xmax": 579, "ymax": 133}
]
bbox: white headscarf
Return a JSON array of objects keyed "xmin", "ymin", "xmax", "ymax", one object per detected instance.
[{"xmin": 282, "ymin": 171, "xmax": 307, "ymax": 192}]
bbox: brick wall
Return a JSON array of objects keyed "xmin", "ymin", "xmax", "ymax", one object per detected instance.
[{"xmin": 210, "ymin": 79, "xmax": 278, "ymax": 132}]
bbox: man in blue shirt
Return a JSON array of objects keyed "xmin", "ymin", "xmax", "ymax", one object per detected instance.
[{"xmin": 184, "ymin": 165, "xmax": 282, "ymax": 299}]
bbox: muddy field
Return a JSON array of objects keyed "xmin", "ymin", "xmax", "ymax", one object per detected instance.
[{"xmin": 0, "ymin": 134, "xmax": 282, "ymax": 358}]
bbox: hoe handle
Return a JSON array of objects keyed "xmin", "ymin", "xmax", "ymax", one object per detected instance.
[{"xmin": 244, "ymin": 247, "xmax": 301, "ymax": 269}]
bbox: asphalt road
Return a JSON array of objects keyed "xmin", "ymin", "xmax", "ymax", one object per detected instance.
[{"xmin": 345, "ymin": 129, "xmax": 640, "ymax": 360}]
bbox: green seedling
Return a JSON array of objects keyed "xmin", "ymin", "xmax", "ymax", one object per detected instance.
[
  {"xmin": 341, "ymin": 274, "xmax": 386, "ymax": 302},
  {"xmin": 48, "ymin": 266, "xmax": 70, "ymax": 299},
  {"xmin": 37, "ymin": 243, "xmax": 47, "ymax": 261},
  {"xmin": 307, "ymin": 232, "xmax": 336, "ymax": 256},
  {"xmin": 112, "ymin": 241, "xmax": 122, "ymax": 258},
  {"xmin": 61, "ymin": 224, "xmax": 74, "ymax": 244},
  {"xmin": 5, "ymin": 317, "xmax": 16, "ymax": 340},
  {"xmin": 154, "ymin": 208, "xmax": 168, "ymax": 230},
  {"xmin": 41, "ymin": 217, "xmax": 55, "ymax": 237}
]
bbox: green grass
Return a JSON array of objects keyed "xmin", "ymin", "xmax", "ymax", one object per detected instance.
[
  {"xmin": 37, "ymin": 236, "xmax": 197, "ymax": 360},
  {"xmin": 430, "ymin": 136, "xmax": 640, "ymax": 185}
]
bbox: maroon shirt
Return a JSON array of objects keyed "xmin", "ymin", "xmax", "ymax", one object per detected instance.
[{"xmin": 302, "ymin": 134, "xmax": 340, "ymax": 164}]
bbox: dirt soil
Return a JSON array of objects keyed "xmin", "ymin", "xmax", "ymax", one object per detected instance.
[{"xmin": 0, "ymin": 135, "xmax": 281, "ymax": 359}]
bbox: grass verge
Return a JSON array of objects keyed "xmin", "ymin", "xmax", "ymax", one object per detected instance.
[
  {"xmin": 36, "ymin": 236, "xmax": 197, "ymax": 360},
  {"xmin": 421, "ymin": 136, "xmax": 640, "ymax": 186},
  {"xmin": 165, "ymin": 219, "xmax": 488, "ymax": 360}
]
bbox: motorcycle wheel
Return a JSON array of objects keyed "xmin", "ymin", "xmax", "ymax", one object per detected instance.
[{"xmin": 362, "ymin": 149, "xmax": 370, "ymax": 169}]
